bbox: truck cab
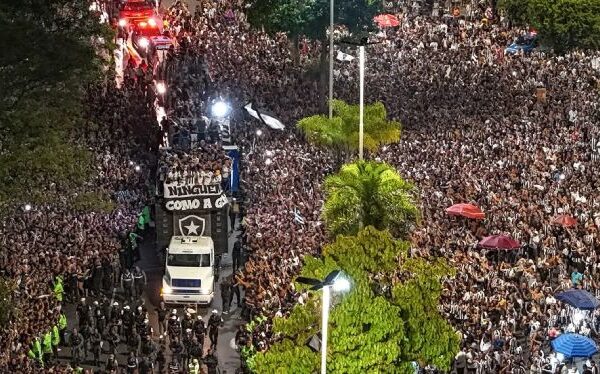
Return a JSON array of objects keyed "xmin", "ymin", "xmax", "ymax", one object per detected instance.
[{"xmin": 161, "ymin": 236, "xmax": 215, "ymax": 305}]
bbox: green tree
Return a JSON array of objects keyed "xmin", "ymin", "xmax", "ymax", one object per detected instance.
[
  {"xmin": 246, "ymin": 0, "xmax": 382, "ymax": 97},
  {"xmin": 254, "ymin": 227, "xmax": 459, "ymax": 373},
  {"xmin": 297, "ymin": 100, "xmax": 401, "ymax": 162},
  {"xmin": 322, "ymin": 160, "xmax": 418, "ymax": 238},
  {"xmin": 0, "ymin": 0, "xmax": 112, "ymax": 204},
  {"xmin": 499, "ymin": 0, "xmax": 600, "ymax": 52}
]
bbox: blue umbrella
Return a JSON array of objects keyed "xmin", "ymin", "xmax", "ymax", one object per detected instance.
[
  {"xmin": 552, "ymin": 333, "xmax": 598, "ymax": 358},
  {"xmin": 556, "ymin": 289, "xmax": 600, "ymax": 310}
]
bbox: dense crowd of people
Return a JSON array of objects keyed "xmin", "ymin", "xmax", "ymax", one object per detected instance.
[
  {"xmin": 0, "ymin": 65, "xmax": 157, "ymax": 371},
  {"xmin": 3, "ymin": 0, "xmax": 600, "ymax": 372},
  {"xmin": 160, "ymin": 0, "xmax": 600, "ymax": 372}
]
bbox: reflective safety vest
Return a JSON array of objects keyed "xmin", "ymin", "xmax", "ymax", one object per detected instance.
[
  {"xmin": 28, "ymin": 338, "xmax": 43, "ymax": 366},
  {"xmin": 188, "ymin": 362, "xmax": 200, "ymax": 374},
  {"xmin": 53, "ymin": 276, "xmax": 64, "ymax": 301},
  {"xmin": 42, "ymin": 331, "xmax": 53, "ymax": 353},
  {"xmin": 51, "ymin": 325, "xmax": 60, "ymax": 346},
  {"xmin": 58, "ymin": 313, "xmax": 67, "ymax": 330}
]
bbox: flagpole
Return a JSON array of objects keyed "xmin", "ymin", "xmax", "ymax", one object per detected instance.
[
  {"xmin": 328, "ymin": 0, "xmax": 334, "ymax": 119},
  {"xmin": 358, "ymin": 45, "xmax": 364, "ymax": 160}
]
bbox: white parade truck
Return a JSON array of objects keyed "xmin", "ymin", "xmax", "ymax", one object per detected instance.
[{"xmin": 160, "ymin": 235, "xmax": 216, "ymax": 305}]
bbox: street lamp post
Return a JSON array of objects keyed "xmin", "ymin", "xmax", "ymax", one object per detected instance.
[
  {"xmin": 358, "ymin": 45, "xmax": 365, "ymax": 160},
  {"xmin": 297, "ymin": 270, "xmax": 351, "ymax": 374},
  {"xmin": 329, "ymin": 0, "xmax": 334, "ymax": 119}
]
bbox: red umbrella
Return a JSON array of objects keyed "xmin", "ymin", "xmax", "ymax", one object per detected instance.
[
  {"xmin": 552, "ymin": 214, "xmax": 577, "ymax": 227},
  {"xmin": 478, "ymin": 235, "xmax": 521, "ymax": 250},
  {"xmin": 446, "ymin": 203, "xmax": 485, "ymax": 220},
  {"xmin": 374, "ymin": 14, "xmax": 400, "ymax": 28}
]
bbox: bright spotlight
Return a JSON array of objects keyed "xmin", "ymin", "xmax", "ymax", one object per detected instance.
[
  {"xmin": 211, "ymin": 101, "xmax": 229, "ymax": 118},
  {"xmin": 256, "ymin": 129, "xmax": 263, "ymax": 136},
  {"xmin": 148, "ymin": 18, "xmax": 157, "ymax": 27},
  {"xmin": 118, "ymin": 18, "xmax": 127, "ymax": 27},
  {"xmin": 332, "ymin": 277, "xmax": 351, "ymax": 292},
  {"xmin": 156, "ymin": 82, "xmax": 167, "ymax": 95},
  {"xmin": 138, "ymin": 37, "xmax": 149, "ymax": 48},
  {"xmin": 24, "ymin": 204, "xmax": 32, "ymax": 211}
]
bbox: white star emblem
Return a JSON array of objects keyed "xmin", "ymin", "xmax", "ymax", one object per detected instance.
[{"xmin": 185, "ymin": 221, "xmax": 200, "ymax": 235}]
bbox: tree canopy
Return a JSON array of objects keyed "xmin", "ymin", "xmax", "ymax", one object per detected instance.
[
  {"xmin": 246, "ymin": 0, "xmax": 382, "ymax": 41},
  {"xmin": 297, "ymin": 100, "xmax": 401, "ymax": 159},
  {"xmin": 499, "ymin": 0, "xmax": 600, "ymax": 52},
  {"xmin": 254, "ymin": 227, "xmax": 459, "ymax": 373},
  {"xmin": 0, "ymin": 0, "xmax": 112, "ymax": 205},
  {"xmin": 322, "ymin": 160, "xmax": 419, "ymax": 238}
]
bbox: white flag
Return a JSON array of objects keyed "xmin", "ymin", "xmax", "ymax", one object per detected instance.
[{"xmin": 336, "ymin": 51, "xmax": 355, "ymax": 62}]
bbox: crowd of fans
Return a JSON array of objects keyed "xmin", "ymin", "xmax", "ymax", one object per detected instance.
[
  {"xmin": 0, "ymin": 41, "xmax": 157, "ymax": 369},
  {"xmin": 3, "ymin": 0, "xmax": 600, "ymax": 372},
  {"xmin": 162, "ymin": 0, "xmax": 600, "ymax": 372},
  {"xmin": 158, "ymin": 145, "xmax": 231, "ymax": 186}
]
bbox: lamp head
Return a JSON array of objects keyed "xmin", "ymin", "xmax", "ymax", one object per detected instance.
[{"xmin": 211, "ymin": 101, "xmax": 229, "ymax": 118}]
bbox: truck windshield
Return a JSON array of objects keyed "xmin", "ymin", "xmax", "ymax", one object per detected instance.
[{"xmin": 167, "ymin": 253, "xmax": 210, "ymax": 267}]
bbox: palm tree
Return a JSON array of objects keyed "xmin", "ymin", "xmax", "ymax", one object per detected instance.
[
  {"xmin": 323, "ymin": 160, "xmax": 419, "ymax": 239},
  {"xmin": 297, "ymin": 100, "xmax": 400, "ymax": 163}
]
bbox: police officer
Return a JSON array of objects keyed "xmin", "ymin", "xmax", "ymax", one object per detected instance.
[
  {"xmin": 133, "ymin": 266, "xmax": 147, "ymax": 299},
  {"xmin": 126, "ymin": 351, "xmax": 139, "ymax": 373},
  {"xmin": 69, "ymin": 328, "xmax": 84, "ymax": 366},
  {"xmin": 193, "ymin": 315, "xmax": 205, "ymax": 345},
  {"xmin": 107, "ymin": 325, "xmax": 121, "ymax": 357},
  {"xmin": 168, "ymin": 310, "xmax": 181, "ymax": 342},
  {"xmin": 42, "ymin": 329, "xmax": 53, "ymax": 365},
  {"xmin": 188, "ymin": 358, "xmax": 200, "ymax": 374},
  {"xmin": 168, "ymin": 359, "xmax": 181, "ymax": 374},
  {"xmin": 220, "ymin": 277, "xmax": 232, "ymax": 314},
  {"xmin": 204, "ymin": 348, "xmax": 219, "ymax": 374},
  {"xmin": 188, "ymin": 336, "xmax": 202, "ymax": 364},
  {"xmin": 51, "ymin": 324, "xmax": 60, "ymax": 360},
  {"xmin": 91, "ymin": 259, "xmax": 103, "ymax": 296},
  {"xmin": 121, "ymin": 268, "xmax": 135, "ymax": 301},
  {"xmin": 89, "ymin": 327, "xmax": 102, "ymax": 367},
  {"xmin": 27, "ymin": 337, "xmax": 44, "ymax": 368},
  {"xmin": 102, "ymin": 258, "xmax": 115, "ymax": 292},
  {"xmin": 156, "ymin": 345, "xmax": 167, "ymax": 373},
  {"xmin": 231, "ymin": 240, "xmax": 242, "ymax": 271},
  {"xmin": 170, "ymin": 336, "xmax": 184, "ymax": 364},
  {"xmin": 105, "ymin": 353, "xmax": 119, "ymax": 372},
  {"xmin": 207, "ymin": 310, "xmax": 223, "ymax": 350},
  {"xmin": 156, "ymin": 301, "xmax": 168, "ymax": 335},
  {"xmin": 76, "ymin": 298, "xmax": 89, "ymax": 329}
]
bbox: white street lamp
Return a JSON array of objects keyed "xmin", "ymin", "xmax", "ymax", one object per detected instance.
[
  {"xmin": 297, "ymin": 270, "xmax": 351, "ymax": 374},
  {"xmin": 358, "ymin": 45, "xmax": 365, "ymax": 160},
  {"xmin": 329, "ymin": 0, "xmax": 334, "ymax": 119},
  {"xmin": 211, "ymin": 100, "xmax": 230, "ymax": 118},
  {"xmin": 156, "ymin": 81, "xmax": 167, "ymax": 95}
]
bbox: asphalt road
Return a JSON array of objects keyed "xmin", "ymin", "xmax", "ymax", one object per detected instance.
[{"xmin": 58, "ymin": 219, "xmax": 243, "ymax": 373}]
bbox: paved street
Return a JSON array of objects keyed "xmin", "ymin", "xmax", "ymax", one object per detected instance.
[{"xmin": 58, "ymin": 219, "xmax": 243, "ymax": 373}]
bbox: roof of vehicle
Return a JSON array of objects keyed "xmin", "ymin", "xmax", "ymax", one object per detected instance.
[{"xmin": 169, "ymin": 236, "xmax": 214, "ymax": 254}]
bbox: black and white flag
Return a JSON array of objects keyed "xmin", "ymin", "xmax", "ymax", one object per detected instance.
[
  {"xmin": 244, "ymin": 102, "xmax": 285, "ymax": 130},
  {"xmin": 293, "ymin": 208, "xmax": 305, "ymax": 225}
]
